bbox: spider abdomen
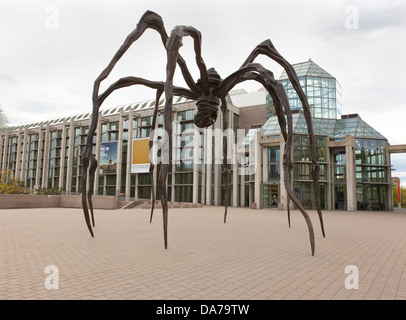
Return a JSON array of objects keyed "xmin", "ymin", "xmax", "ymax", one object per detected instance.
[{"xmin": 194, "ymin": 95, "xmax": 219, "ymax": 128}]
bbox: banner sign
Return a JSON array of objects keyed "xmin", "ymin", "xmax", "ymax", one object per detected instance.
[
  {"xmin": 100, "ymin": 141, "xmax": 118, "ymax": 174},
  {"xmin": 131, "ymin": 138, "xmax": 150, "ymax": 173}
]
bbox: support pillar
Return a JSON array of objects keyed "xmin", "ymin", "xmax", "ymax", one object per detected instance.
[
  {"xmin": 232, "ymin": 142, "xmax": 238, "ymax": 207},
  {"xmin": 35, "ymin": 127, "xmax": 43, "ymax": 189},
  {"xmin": 116, "ymin": 110, "xmax": 124, "ymax": 197},
  {"xmin": 65, "ymin": 120, "xmax": 75, "ymax": 194},
  {"xmin": 41, "ymin": 125, "xmax": 50, "ymax": 188},
  {"xmin": 59, "ymin": 122, "xmax": 67, "ymax": 190},
  {"xmin": 345, "ymin": 135, "xmax": 356, "ymax": 211},
  {"xmin": 125, "ymin": 110, "xmax": 134, "ymax": 201},
  {"xmin": 21, "ymin": 128, "xmax": 29, "ymax": 184},
  {"xmin": 15, "ymin": 130, "xmax": 22, "ymax": 179},
  {"xmin": 254, "ymin": 132, "xmax": 262, "ymax": 209},
  {"xmin": 205, "ymin": 127, "xmax": 213, "ymax": 205},
  {"xmin": 192, "ymin": 127, "xmax": 200, "ymax": 204},
  {"xmin": 94, "ymin": 112, "xmax": 102, "ymax": 196},
  {"xmin": 279, "ymin": 133, "xmax": 288, "ymax": 210}
]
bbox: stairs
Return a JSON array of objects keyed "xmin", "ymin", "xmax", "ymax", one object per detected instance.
[{"xmin": 120, "ymin": 199, "xmax": 203, "ymax": 209}]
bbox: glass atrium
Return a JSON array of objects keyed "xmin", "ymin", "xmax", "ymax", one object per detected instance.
[{"xmin": 266, "ymin": 60, "xmax": 342, "ymax": 120}]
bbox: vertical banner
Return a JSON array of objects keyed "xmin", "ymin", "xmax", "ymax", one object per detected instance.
[
  {"xmin": 131, "ymin": 138, "xmax": 150, "ymax": 173},
  {"xmin": 100, "ymin": 141, "xmax": 118, "ymax": 174}
]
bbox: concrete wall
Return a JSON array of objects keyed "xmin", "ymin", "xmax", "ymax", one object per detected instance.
[
  {"xmin": 238, "ymin": 105, "xmax": 266, "ymax": 133},
  {"xmin": 0, "ymin": 195, "xmax": 119, "ymax": 209}
]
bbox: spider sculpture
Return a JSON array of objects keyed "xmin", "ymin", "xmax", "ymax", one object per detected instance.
[{"xmin": 81, "ymin": 10, "xmax": 326, "ymax": 255}]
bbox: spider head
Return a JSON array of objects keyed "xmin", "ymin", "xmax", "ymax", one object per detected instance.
[
  {"xmin": 195, "ymin": 96, "xmax": 219, "ymax": 128},
  {"xmin": 194, "ymin": 68, "xmax": 221, "ymax": 128}
]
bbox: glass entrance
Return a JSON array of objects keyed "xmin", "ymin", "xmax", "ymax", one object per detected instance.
[{"xmin": 263, "ymin": 184, "xmax": 279, "ymax": 208}]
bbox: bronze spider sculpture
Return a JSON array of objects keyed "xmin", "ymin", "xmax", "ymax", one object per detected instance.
[{"xmin": 81, "ymin": 10, "xmax": 326, "ymax": 255}]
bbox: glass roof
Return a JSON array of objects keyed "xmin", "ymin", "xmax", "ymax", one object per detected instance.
[
  {"xmin": 260, "ymin": 112, "xmax": 386, "ymax": 140},
  {"xmin": 241, "ymin": 128, "xmax": 260, "ymax": 146},
  {"xmin": 279, "ymin": 60, "xmax": 334, "ymax": 80}
]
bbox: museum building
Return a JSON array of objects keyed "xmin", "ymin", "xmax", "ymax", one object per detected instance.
[{"xmin": 0, "ymin": 60, "xmax": 396, "ymax": 211}]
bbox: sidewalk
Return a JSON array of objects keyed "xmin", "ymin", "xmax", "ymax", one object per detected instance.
[{"xmin": 1, "ymin": 206, "xmax": 406, "ymax": 300}]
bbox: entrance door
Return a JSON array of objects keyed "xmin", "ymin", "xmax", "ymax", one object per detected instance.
[{"xmin": 263, "ymin": 184, "xmax": 279, "ymax": 208}]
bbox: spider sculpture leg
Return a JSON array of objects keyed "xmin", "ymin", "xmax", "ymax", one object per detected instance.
[
  {"xmin": 215, "ymin": 63, "xmax": 316, "ymax": 255},
  {"xmin": 149, "ymin": 89, "xmax": 164, "ymax": 223},
  {"xmin": 255, "ymin": 65, "xmax": 315, "ymax": 255},
  {"xmin": 241, "ymin": 40, "xmax": 326, "ymax": 238},
  {"xmin": 81, "ymin": 11, "xmax": 197, "ymax": 237},
  {"xmin": 83, "ymin": 76, "xmax": 194, "ymax": 237}
]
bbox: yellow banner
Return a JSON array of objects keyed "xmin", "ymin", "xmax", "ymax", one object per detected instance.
[{"xmin": 131, "ymin": 138, "xmax": 150, "ymax": 173}]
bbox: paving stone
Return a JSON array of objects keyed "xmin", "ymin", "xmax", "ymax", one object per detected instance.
[{"xmin": 1, "ymin": 207, "xmax": 406, "ymax": 300}]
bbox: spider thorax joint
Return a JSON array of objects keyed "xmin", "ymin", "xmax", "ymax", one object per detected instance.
[{"xmin": 194, "ymin": 68, "xmax": 222, "ymax": 128}]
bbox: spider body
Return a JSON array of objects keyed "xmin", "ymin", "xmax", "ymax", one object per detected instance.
[
  {"xmin": 195, "ymin": 68, "xmax": 221, "ymax": 128},
  {"xmin": 81, "ymin": 10, "xmax": 326, "ymax": 255}
]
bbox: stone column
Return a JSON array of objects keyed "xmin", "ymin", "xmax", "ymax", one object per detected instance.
[
  {"xmin": 201, "ymin": 127, "xmax": 206, "ymax": 205},
  {"xmin": 239, "ymin": 147, "xmax": 245, "ymax": 208},
  {"xmin": 125, "ymin": 110, "xmax": 134, "ymax": 201},
  {"xmin": 192, "ymin": 127, "xmax": 200, "ymax": 204},
  {"xmin": 254, "ymin": 132, "xmax": 262, "ymax": 209},
  {"xmin": 326, "ymin": 145, "xmax": 333, "ymax": 210},
  {"xmin": 15, "ymin": 130, "xmax": 22, "ymax": 179},
  {"xmin": 21, "ymin": 128, "xmax": 29, "ymax": 184},
  {"xmin": 386, "ymin": 141, "xmax": 393, "ymax": 211},
  {"xmin": 116, "ymin": 110, "xmax": 124, "ymax": 197},
  {"xmin": 262, "ymin": 147, "xmax": 268, "ymax": 183},
  {"xmin": 171, "ymin": 114, "xmax": 177, "ymax": 203},
  {"xmin": 205, "ymin": 127, "xmax": 213, "ymax": 206},
  {"xmin": 59, "ymin": 122, "xmax": 67, "ymax": 190},
  {"xmin": 35, "ymin": 127, "xmax": 43, "ymax": 188},
  {"xmin": 345, "ymin": 135, "xmax": 356, "ymax": 211},
  {"xmin": 1, "ymin": 133, "xmax": 9, "ymax": 173},
  {"xmin": 41, "ymin": 125, "xmax": 51, "ymax": 188},
  {"xmin": 279, "ymin": 132, "xmax": 288, "ymax": 210},
  {"xmin": 213, "ymin": 112, "xmax": 222, "ymax": 206},
  {"xmin": 94, "ymin": 112, "xmax": 102, "ymax": 196},
  {"xmin": 65, "ymin": 120, "xmax": 75, "ymax": 194},
  {"xmin": 232, "ymin": 142, "xmax": 239, "ymax": 207}
]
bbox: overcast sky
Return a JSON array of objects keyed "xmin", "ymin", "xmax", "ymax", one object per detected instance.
[{"xmin": 1, "ymin": 0, "xmax": 405, "ymax": 183}]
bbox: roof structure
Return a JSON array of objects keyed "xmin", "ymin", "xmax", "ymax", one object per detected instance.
[
  {"xmin": 229, "ymin": 88, "xmax": 266, "ymax": 108},
  {"xmin": 279, "ymin": 59, "xmax": 335, "ymax": 80},
  {"xmin": 260, "ymin": 111, "xmax": 386, "ymax": 140},
  {"xmin": 1, "ymin": 96, "xmax": 194, "ymax": 132}
]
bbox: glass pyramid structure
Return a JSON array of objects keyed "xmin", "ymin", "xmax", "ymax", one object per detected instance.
[
  {"xmin": 279, "ymin": 60, "xmax": 335, "ymax": 80},
  {"xmin": 260, "ymin": 112, "xmax": 386, "ymax": 140}
]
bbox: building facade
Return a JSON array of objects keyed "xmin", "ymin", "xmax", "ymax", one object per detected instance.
[{"xmin": 0, "ymin": 60, "xmax": 395, "ymax": 211}]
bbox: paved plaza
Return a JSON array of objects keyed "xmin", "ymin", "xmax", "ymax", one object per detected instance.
[{"xmin": 1, "ymin": 206, "xmax": 406, "ymax": 300}]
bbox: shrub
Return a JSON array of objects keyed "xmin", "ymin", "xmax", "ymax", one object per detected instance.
[
  {"xmin": 35, "ymin": 186, "xmax": 63, "ymax": 195},
  {"xmin": 0, "ymin": 170, "xmax": 29, "ymax": 194}
]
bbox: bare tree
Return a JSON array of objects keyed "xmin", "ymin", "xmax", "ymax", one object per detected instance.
[{"xmin": 0, "ymin": 106, "xmax": 9, "ymax": 128}]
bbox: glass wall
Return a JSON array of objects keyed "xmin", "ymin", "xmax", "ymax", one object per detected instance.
[
  {"xmin": 355, "ymin": 138, "xmax": 389, "ymax": 210},
  {"xmin": 333, "ymin": 152, "xmax": 347, "ymax": 210},
  {"xmin": 266, "ymin": 62, "xmax": 342, "ymax": 120},
  {"xmin": 174, "ymin": 110, "xmax": 195, "ymax": 202},
  {"xmin": 292, "ymin": 134, "xmax": 327, "ymax": 210}
]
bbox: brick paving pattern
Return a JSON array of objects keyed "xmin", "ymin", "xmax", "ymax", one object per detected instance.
[{"xmin": 1, "ymin": 206, "xmax": 406, "ymax": 300}]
